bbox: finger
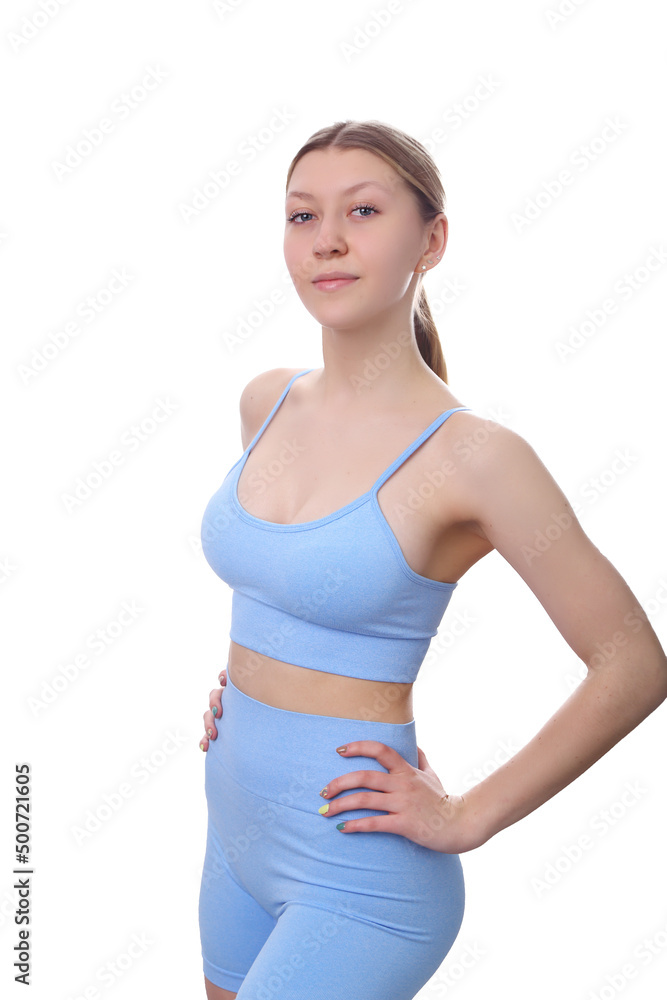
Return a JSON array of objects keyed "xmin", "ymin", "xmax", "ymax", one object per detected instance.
[
  {"xmin": 318, "ymin": 790, "xmax": 395, "ymax": 819},
  {"xmin": 205, "ymin": 683, "xmax": 225, "ymax": 737},
  {"xmin": 202, "ymin": 709, "xmax": 218, "ymax": 740},
  {"xmin": 336, "ymin": 740, "xmax": 410, "ymax": 773},
  {"xmin": 333, "ymin": 813, "xmax": 400, "ymax": 835},
  {"xmin": 199, "ymin": 734, "xmax": 209, "ymax": 752},
  {"xmin": 209, "ymin": 685, "xmax": 224, "ymax": 719},
  {"xmin": 320, "ymin": 770, "xmax": 393, "ymax": 808},
  {"xmin": 211, "ymin": 675, "xmax": 225, "ymax": 720}
]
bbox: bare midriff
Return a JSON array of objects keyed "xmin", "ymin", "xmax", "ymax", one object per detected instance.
[{"xmin": 227, "ymin": 639, "xmax": 414, "ymax": 723}]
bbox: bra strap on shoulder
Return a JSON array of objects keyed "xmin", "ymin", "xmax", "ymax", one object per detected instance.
[
  {"xmin": 371, "ymin": 406, "xmax": 471, "ymax": 493},
  {"xmin": 245, "ymin": 368, "xmax": 314, "ymax": 453}
]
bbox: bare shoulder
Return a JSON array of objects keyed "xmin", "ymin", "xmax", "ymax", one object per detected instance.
[
  {"xmin": 449, "ymin": 413, "xmax": 587, "ymax": 578},
  {"xmin": 238, "ymin": 367, "xmax": 307, "ymax": 451},
  {"xmin": 446, "ymin": 414, "xmax": 572, "ymax": 534}
]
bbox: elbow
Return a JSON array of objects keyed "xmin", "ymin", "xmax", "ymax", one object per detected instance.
[{"xmin": 584, "ymin": 644, "xmax": 667, "ymax": 724}]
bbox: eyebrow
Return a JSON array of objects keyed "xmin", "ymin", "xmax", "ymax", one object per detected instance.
[{"xmin": 285, "ymin": 180, "xmax": 392, "ymax": 202}]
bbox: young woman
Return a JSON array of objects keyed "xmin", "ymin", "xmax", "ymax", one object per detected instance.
[{"xmin": 196, "ymin": 120, "xmax": 667, "ymax": 999}]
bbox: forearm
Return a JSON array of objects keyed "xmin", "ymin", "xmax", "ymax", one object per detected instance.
[{"xmin": 463, "ymin": 651, "xmax": 667, "ymax": 846}]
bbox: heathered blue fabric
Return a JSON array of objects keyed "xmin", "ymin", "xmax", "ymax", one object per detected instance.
[{"xmin": 200, "ymin": 368, "xmax": 470, "ymax": 683}]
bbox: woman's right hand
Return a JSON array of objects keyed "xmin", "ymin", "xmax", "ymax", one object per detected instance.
[{"xmin": 199, "ymin": 668, "xmax": 227, "ymax": 751}]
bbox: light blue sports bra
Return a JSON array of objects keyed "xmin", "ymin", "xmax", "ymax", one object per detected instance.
[{"xmin": 201, "ymin": 369, "xmax": 471, "ymax": 683}]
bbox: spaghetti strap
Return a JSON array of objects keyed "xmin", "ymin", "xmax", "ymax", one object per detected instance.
[
  {"xmin": 201, "ymin": 382, "xmax": 470, "ymax": 688},
  {"xmin": 245, "ymin": 369, "xmax": 314, "ymax": 454},
  {"xmin": 371, "ymin": 406, "xmax": 471, "ymax": 493}
]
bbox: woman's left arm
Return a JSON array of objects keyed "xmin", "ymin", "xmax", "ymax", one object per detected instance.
[{"xmin": 458, "ymin": 423, "xmax": 667, "ymax": 849}]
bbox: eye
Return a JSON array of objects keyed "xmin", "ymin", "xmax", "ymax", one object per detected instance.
[
  {"xmin": 351, "ymin": 202, "xmax": 378, "ymax": 218},
  {"xmin": 286, "ymin": 202, "xmax": 380, "ymax": 224},
  {"xmin": 286, "ymin": 210, "xmax": 314, "ymax": 224}
]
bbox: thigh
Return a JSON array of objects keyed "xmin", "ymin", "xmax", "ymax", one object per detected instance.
[
  {"xmin": 199, "ymin": 823, "xmax": 277, "ymax": 993},
  {"xmin": 235, "ymin": 900, "xmax": 461, "ymax": 1000}
]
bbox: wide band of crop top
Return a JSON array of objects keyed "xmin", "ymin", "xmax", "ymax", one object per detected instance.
[{"xmin": 201, "ymin": 368, "xmax": 471, "ymax": 683}]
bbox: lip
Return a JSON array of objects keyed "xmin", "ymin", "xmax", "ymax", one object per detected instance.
[
  {"xmin": 312, "ymin": 272, "xmax": 358, "ymax": 291},
  {"xmin": 312, "ymin": 271, "xmax": 358, "ymax": 283}
]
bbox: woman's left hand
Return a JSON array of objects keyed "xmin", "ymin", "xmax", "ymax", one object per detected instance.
[{"xmin": 320, "ymin": 741, "xmax": 486, "ymax": 854}]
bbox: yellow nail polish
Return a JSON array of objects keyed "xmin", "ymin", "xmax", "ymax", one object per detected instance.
[{"xmin": 318, "ymin": 803, "xmax": 330, "ymax": 815}]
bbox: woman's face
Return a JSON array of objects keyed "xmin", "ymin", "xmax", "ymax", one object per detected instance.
[{"xmin": 284, "ymin": 146, "xmax": 440, "ymax": 331}]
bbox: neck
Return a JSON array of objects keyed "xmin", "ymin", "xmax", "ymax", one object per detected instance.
[{"xmin": 316, "ymin": 320, "xmax": 440, "ymax": 408}]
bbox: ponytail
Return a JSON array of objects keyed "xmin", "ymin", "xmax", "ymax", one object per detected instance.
[{"xmin": 414, "ymin": 285, "xmax": 447, "ymax": 383}]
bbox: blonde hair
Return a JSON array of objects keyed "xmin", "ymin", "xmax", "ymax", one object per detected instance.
[{"xmin": 285, "ymin": 119, "xmax": 449, "ymax": 383}]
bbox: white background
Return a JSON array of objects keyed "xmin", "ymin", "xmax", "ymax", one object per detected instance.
[{"xmin": 2, "ymin": 1, "xmax": 666, "ymax": 997}]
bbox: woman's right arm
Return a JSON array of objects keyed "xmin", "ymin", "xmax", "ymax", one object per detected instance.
[{"xmin": 199, "ymin": 668, "xmax": 227, "ymax": 751}]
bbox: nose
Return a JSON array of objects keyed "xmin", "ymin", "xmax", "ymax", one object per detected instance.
[{"xmin": 312, "ymin": 220, "xmax": 347, "ymax": 258}]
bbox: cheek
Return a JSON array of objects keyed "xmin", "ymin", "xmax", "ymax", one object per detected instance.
[
  {"xmin": 284, "ymin": 244, "xmax": 318, "ymax": 285},
  {"xmin": 373, "ymin": 251, "xmax": 415, "ymax": 294}
]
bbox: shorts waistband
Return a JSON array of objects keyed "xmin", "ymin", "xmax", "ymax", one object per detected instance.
[{"xmin": 212, "ymin": 667, "xmax": 419, "ymax": 808}]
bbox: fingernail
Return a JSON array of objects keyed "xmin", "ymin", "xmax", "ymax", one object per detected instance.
[
  {"xmin": 318, "ymin": 804, "xmax": 330, "ymax": 815},
  {"xmin": 199, "ymin": 743, "xmax": 206, "ymax": 751},
  {"xmin": 319, "ymin": 786, "xmax": 328, "ymax": 797},
  {"xmin": 336, "ymin": 822, "xmax": 346, "ymax": 831},
  {"xmin": 207, "ymin": 729, "xmax": 213, "ymax": 738},
  {"xmin": 212, "ymin": 706, "xmax": 218, "ymax": 717},
  {"xmin": 336, "ymin": 746, "xmax": 347, "ymax": 754}
]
